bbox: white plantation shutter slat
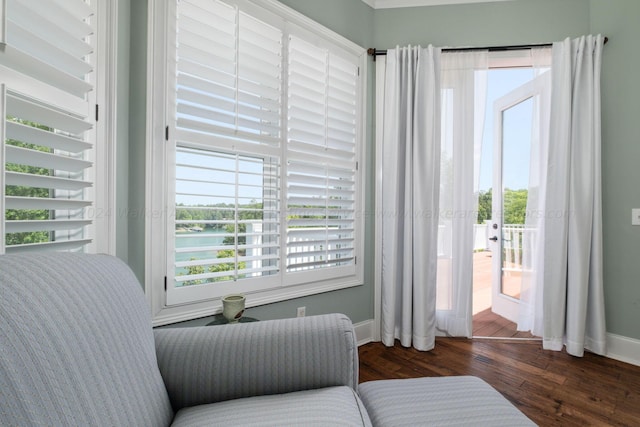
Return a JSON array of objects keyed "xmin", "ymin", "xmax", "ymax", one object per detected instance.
[
  {"xmin": 52, "ymin": 0, "xmax": 95, "ymax": 21},
  {"xmin": 6, "ymin": 21, "xmax": 92, "ymax": 78},
  {"xmin": 6, "ymin": 121, "xmax": 91, "ymax": 153},
  {"xmin": 5, "ymin": 239, "xmax": 92, "ymax": 253},
  {"xmin": 6, "ymin": 219, "xmax": 91, "ymax": 233},
  {"xmin": 178, "ymin": 63, "xmax": 235, "ymax": 92},
  {"xmin": 5, "ymin": 172, "xmax": 92, "ymax": 191},
  {"xmin": 9, "ymin": 0, "xmax": 93, "ymax": 40},
  {"xmin": 9, "ymin": 1, "xmax": 93, "ymax": 58},
  {"xmin": 6, "ymin": 196, "xmax": 91, "ymax": 210},
  {"xmin": 6, "ymin": 145, "xmax": 92, "ymax": 172},
  {"xmin": 287, "ymin": 198, "xmax": 354, "ymax": 210},
  {"xmin": 2, "ymin": 0, "xmax": 96, "ymax": 254},
  {"xmin": 177, "ymin": 102, "xmax": 236, "ymax": 128},
  {"xmin": 7, "ymin": 94, "xmax": 92, "ymax": 134},
  {"xmin": 178, "ymin": 15, "xmax": 232, "ymax": 46},
  {"xmin": 238, "ymin": 72, "xmax": 280, "ymax": 98},
  {"xmin": 0, "ymin": 47, "xmax": 93, "ymax": 97},
  {"xmin": 178, "ymin": 32, "xmax": 235, "ymax": 65},
  {"xmin": 177, "ymin": 43, "xmax": 235, "ymax": 74},
  {"xmin": 174, "ymin": 120, "xmax": 281, "ymax": 150},
  {"xmin": 181, "ymin": 0, "xmax": 236, "ymax": 30}
]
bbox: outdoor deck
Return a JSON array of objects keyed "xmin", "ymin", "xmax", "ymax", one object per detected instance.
[{"xmin": 472, "ymin": 251, "xmax": 537, "ymax": 339}]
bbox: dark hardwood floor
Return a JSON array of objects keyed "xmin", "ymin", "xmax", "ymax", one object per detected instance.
[{"xmin": 359, "ymin": 339, "xmax": 640, "ymax": 426}]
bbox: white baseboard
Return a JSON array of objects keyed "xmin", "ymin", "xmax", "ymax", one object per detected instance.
[
  {"xmin": 354, "ymin": 319, "xmax": 375, "ymax": 346},
  {"xmin": 606, "ymin": 333, "xmax": 640, "ymax": 367}
]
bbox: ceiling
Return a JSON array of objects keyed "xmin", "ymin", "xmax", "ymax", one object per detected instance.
[{"xmin": 362, "ymin": 0, "xmax": 518, "ymax": 9}]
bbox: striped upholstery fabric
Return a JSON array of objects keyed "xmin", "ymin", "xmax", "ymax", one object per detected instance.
[
  {"xmin": 359, "ymin": 376, "xmax": 536, "ymax": 426},
  {"xmin": 155, "ymin": 313, "xmax": 358, "ymax": 410},
  {"xmin": 0, "ymin": 254, "xmax": 173, "ymax": 427},
  {"xmin": 171, "ymin": 386, "xmax": 372, "ymax": 427}
]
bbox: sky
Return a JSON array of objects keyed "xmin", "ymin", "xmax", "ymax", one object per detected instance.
[{"xmin": 478, "ymin": 68, "xmax": 536, "ymax": 192}]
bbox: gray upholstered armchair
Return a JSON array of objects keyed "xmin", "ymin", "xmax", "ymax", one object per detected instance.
[
  {"xmin": 0, "ymin": 253, "xmax": 369, "ymax": 426},
  {"xmin": 1, "ymin": 253, "xmax": 533, "ymax": 426}
]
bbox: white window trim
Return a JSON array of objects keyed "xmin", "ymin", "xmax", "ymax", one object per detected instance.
[
  {"xmin": 146, "ymin": 0, "xmax": 367, "ymax": 326},
  {"xmin": 94, "ymin": 0, "xmax": 119, "ymax": 255}
]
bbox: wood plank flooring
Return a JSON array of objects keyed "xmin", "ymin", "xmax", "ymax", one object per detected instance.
[
  {"xmin": 473, "ymin": 308, "xmax": 538, "ymax": 338},
  {"xmin": 359, "ymin": 339, "xmax": 640, "ymax": 426}
]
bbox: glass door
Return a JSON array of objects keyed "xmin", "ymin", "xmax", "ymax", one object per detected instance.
[{"xmin": 490, "ymin": 74, "xmax": 547, "ymax": 323}]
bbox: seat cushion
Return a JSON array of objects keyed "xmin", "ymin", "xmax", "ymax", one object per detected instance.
[
  {"xmin": 171, "ymin": 386, "xmax": 372, "ymax": 427},
  {"xmin": 359, "ymin": 376, "xmax": 535, "ymax": 426}
]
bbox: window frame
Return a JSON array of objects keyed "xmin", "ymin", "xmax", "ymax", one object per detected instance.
[{"xmin": 146, "ymin": 0, "xmax": 367, "ymax": 326}]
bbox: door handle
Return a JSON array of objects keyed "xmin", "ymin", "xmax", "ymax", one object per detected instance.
[{"xmin": 489, "ymin": 236, "xmax": 498, "ymax": 242}]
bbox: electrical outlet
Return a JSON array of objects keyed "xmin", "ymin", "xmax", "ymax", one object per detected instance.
[
  {"xmin": 633, "ymin": 209, "xmax": 640, "ymax": 226},
  {"xmin": 297, "ymin": 306, "xmax": 306, "ymax": 317}
]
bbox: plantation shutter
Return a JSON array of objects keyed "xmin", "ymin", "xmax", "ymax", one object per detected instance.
[
  {"xmin": 168, "ymin": 0, "xmax": 282, "ymax": 303},
  {"xmin": 1, "ymin": 0, "xmax": 96, "ymax": 253},
  {"xmin": 286, "ymin": 36, "xmax": 359, "ymax": 274}
]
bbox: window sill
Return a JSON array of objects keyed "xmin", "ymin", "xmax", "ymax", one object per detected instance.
[{"xmin": 150, "ymin": 277, "xmax": 363, "ymax": 327}]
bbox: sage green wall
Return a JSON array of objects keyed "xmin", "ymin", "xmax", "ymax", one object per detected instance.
[
  {"xmin": 127, "ymin": 0, "xmax": 147, "ymax": 285},
  {"xmin": 590, "ymin": 0, "xmax": 640, "ymax": 340},
  {"xmin": 373, "ymin": 0, "xmax": 590, "ymax": 48},
  {"xmin": 374, "ymin": 0, "xmax": 589, "ymax": 49}
]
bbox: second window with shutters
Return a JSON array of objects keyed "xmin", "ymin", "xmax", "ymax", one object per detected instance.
[{"xmin": 148, "ymin": 0, "xmax": 365, "ymax": 317}]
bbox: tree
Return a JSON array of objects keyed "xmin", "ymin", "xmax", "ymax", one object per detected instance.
[
  {"xmin": 503, "ymin": 189, "xmax": 528, "ymax": 224},
  {"xmin": 476, "ymin": 189, "xmax": 492, "ymax": 224},
  {"xmin": 5, "ymin": 119, "xmax": 54, "ymax": 246},
  {"xmin": 475, "ymin": 188, "xmax": 528, "ymax": 225}
]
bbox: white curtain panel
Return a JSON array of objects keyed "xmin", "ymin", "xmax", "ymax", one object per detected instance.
[
  {"xmin": 379, "ymin": 45, "xmax": 441, "ymax": 350},
  {"xmin": 542, "ymin": 35, "xmax": 607, "ymax": 357},
  {"xmin": 378, "ymin": 47, "xmax": 488, "ymax": 350},
  {"xmin": 517, "ymin": 48, "xmax": 552, "ymax": 335},
  {"xmin": 437, "ymin": 51, "xmax": 488, "ymax": 337}
]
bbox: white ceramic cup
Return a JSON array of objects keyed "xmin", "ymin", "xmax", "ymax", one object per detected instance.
[{"xmin": 222, "ymin": 294, "xmax": 246, "ymax": 323}]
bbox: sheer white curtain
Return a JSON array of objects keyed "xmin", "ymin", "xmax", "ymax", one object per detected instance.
[
  {"xmin": 378, "ymin": 46, "xmax": 441, "ymax": 351},
  {"xmin": 541, "ymin": 35, "xmax": 607, "ymax": 356},
  {"xmin": 437, "ymin": 52, "xmax": 488, "ymax": 337},
  {"xmin": 377, "ymin": 47, "xmax": 488, "ymax": 350},
  {"xmin": 517, "ymin": 48, "xmax": 552, "ymax": 334}
]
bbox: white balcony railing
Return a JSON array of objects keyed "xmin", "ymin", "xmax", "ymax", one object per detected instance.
[{"xmin": 438, "ymin": 223, "xmax": 535, "ymax": 274}]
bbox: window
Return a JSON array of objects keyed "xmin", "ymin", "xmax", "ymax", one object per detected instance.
[
  {"xmin": 147, "ymin": 0, "xmax": 365, "ymax": 324},
  {"xmin": 0, "ymin": 0, "xmax": 114, "ymax": 254}
]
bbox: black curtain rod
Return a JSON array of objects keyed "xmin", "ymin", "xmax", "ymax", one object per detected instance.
[{"xmin": 367, "ymin": 37, "xmax": 608, "ymax": 60}]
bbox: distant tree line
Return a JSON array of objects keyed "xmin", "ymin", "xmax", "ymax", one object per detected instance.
[
  {"xmin": 476, "ymin": 188, "xmax": 528, "ymax": 225},
  {"xmin": 5, "ymin": 119, "xmax": 53, "ymax": 246}
]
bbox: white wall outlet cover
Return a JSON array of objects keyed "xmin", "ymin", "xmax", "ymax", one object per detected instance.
[{"xmin": 632, "ymin": 209, "xmax": 640, "ymax": 226}]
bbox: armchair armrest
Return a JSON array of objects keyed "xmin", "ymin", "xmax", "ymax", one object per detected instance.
[{"xmin": 154, "ymin": 313, "xmax": 358, "ymax": 411}]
